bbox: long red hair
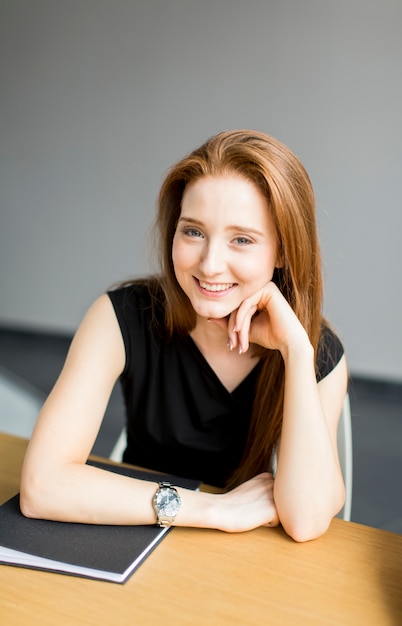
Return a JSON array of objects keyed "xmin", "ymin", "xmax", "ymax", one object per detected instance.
[{"xmin": 152, "ymin": 130, "xmax": 323, "ymax": 486}]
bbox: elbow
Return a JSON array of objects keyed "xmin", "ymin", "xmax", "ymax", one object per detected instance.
[
  {"xmin": 277, "ymin": 484, "xmax": 346, "ymax": 543},
  {"xmin": 19, "ymin": 490, "xmax": 40, "ymax": 519},
  {"xmin": 282, "ymin": 517, "xmax": 331, "ymax": 543},
  {"xmin": 20, "ymin": 483, "xmax": 42, "ymax": 519},
  {"xmin": 20, "ymin": 469, "xmax": 52, "ymax": 520},
  {"xmin": 280, "ymin": 494, "xmax": 345, "ymax": 543}
]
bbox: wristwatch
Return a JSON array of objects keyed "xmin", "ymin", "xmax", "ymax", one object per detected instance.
[{"xmin": 153, "ymin": 482, "xmax": 182, "ymax": 527}]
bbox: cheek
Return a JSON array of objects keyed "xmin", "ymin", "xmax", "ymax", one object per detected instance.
[
  {"xmin": 236, "ymin": 253, "xmax": 277, "ymax": 284},
  {"xmin": 172, "ymin": 237, "xmax": 191, "ymax": 276}
]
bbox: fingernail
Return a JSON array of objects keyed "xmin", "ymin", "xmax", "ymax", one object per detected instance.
[
  {"xmin": 238, "ymin": 346, "xmax": 243, "ymax": 355},
  {"xmin": 227, "ymin": 339, "xmax": 233, "ymax": 351}
]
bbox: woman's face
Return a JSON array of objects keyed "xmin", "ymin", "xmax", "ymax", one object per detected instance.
[{"xmin": 172, "ymin": 174, "xmax": 281, "ymax": 321}]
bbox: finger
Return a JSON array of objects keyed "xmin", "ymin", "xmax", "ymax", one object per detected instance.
[
  {"xmin": 227, "ymin": 310, "xmax": 239, "ymax": 350},
  {"xmin": 265, "ymin": 514, "xmax": 280, "ymax": 528},
  {"xmin": 235, "ymin": 302, "xmax": 258, "ymax": 354},
  {"xmin": 256, "ymin": 473, "xmax": 278, "ymax": 521}
]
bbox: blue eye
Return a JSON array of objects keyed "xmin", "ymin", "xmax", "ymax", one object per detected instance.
[
  {"xmin": 184, "ymin": 228, "xmax": 203, "ymax": 238},
  {"xmin": 234, "ymin": 236, "xmax": 252, "ymax": 245}
]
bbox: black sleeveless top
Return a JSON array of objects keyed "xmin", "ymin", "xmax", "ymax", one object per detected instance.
[{"xmin": 108, "ymin": 283, "xmax": 344, "ymax": 487}]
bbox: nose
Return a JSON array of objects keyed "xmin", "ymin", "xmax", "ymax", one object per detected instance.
[{"xmin": 198, "ymin": 239, "xmax": 227, "ymax": 277}]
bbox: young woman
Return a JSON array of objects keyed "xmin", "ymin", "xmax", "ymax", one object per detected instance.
[{"xmin": 20, "ymin": 130, "xmax": 348, "ymax": 542}]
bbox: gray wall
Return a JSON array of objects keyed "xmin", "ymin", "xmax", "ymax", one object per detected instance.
[{"xmin": 1, "ymin": 0, "xmax": 401, "ymax": 382}]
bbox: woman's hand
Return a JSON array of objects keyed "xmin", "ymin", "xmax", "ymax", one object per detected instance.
[
  {"xmin": 210, "ymin": 473, "xmax": 279, "ymax": 533},
  {"xmin": 210, "ymin": 281, "xmax": 310, "ymax": 357}
]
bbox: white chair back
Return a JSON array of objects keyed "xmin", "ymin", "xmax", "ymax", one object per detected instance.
[{"xmin": 336, "ymin": 393, "xmax": 353, "ymax": 521}]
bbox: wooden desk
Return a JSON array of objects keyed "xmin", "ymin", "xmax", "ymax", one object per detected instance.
[{"xmin": 0, "ymin": 432, "xmax": 401, "ymax": 626}]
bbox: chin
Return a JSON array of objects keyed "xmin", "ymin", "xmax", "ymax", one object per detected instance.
[{"xmin": 193, "ymin": 303, "xmax": 234, "ymax": 320}]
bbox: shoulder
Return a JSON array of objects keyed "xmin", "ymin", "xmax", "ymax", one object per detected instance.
[
  {"xmin": 106, "ymin": 279, "xmax": 167, "ymax": 369},
  {"xmin": 108, "ymin": 278, "xmax": 159, "ymax": 306},
  {"xmin": 108, "ymin": 278, "xmax": 165, "ymax": 322},
  {"xmin": 315, "ymin": 322, "xmax": 345, "ymax": 382},
  {"xmin": 61, "ymin": 293, "xmax": 126, "ymax": 379}
]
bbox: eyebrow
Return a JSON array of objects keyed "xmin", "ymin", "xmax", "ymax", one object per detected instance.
[{"xmin": 177, "ymin": 216, "xmax": 266, "ymax": 237}]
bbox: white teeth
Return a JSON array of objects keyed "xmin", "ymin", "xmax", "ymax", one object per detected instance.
[{"xmin": 199, "ymin": 281, "xmax": 234, "ymax": 292}]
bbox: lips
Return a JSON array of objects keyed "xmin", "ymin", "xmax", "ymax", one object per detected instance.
[{"xmin": 197, "ymin": 279, "xmax": 235, "ymax": 292}]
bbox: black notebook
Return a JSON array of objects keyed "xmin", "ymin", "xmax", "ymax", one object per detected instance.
[{"xmin": 0, "ymin": 460, "xmax": 200, "ymax": 584}]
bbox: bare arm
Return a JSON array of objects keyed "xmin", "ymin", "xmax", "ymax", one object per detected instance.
[
  {"xmin": 19, "ymin": 293, "xmax": 149, "ymax": 523},
  {"xmin": 273, "ymin": 350, "xmax": 347, "ymax": 542},
  {"xmin": 224, "ymin": 281, "xmax": 348, "ymax": 541},
  {"xmin": 20, "ymin": 294, "xmax": 278, "ymax": 532}
]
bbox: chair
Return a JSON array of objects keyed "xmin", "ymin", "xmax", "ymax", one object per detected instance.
[
  {"xmin": 109, "ymin": 427, "xmax": 127, "ymax": 463},
  {"xmin": 336, "ymin": 393, "xmax": 353, "ymax": 521},
  {"xmin": 109, "ymin": 394, "xmax": 353, "ymax": 521}
]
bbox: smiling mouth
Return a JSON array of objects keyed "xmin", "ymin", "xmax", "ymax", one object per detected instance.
[{"xmin": 197, "ymin": 279, "xmax": 236, "ymax": 292}]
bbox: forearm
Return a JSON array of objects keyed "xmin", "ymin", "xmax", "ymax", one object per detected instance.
[
  {"xmin": 20, "ymin": 458, "xmax": 280, "ymax": 534},
  {"xmin": 274, "ymin": 343, "xmax": 345, "ymax": 541},
  {"xmin": 20, "ymin": 460, "xmax": 219, "ymax": 527},
  {"xmin": 21, "ymin": 462, "xmax": 155, "ymax": 524}
]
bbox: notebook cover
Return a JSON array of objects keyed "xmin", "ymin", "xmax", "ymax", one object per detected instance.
[{"xmin": 0, "ymin": 460, "xmax": 200, "ymax": 583}]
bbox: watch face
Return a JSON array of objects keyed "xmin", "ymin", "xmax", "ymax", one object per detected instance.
[{"xmin": 155, "ymin": 487, "xmax": 180, "ymax": 516}]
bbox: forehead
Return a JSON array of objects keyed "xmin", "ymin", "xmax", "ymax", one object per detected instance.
[
  {"xmin": 181, "ymin": 174, "xmax": 269, "ymax": 212},
  {"xmin": 179, "ymin": 175, "xmax": 276, "ymax": 237}
]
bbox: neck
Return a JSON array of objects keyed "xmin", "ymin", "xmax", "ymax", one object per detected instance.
[
  {"xmin": 189, "ymin": 316, "xmax": 260, "ymax": 393},
  {"xmin": 190, "ymin": 316, "xmax": 229, "ymax": 348}
]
